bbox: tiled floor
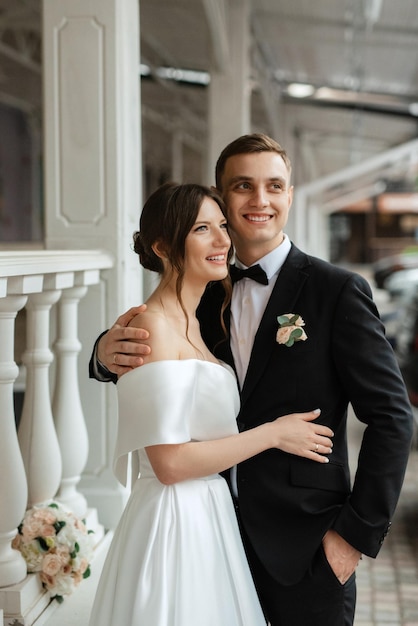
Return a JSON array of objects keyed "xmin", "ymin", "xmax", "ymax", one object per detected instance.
[{"xmin": 348, "ymin": 413, "xmax": 418, "ymax": 626}]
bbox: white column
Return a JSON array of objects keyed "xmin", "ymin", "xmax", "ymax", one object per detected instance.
[
  {"xmin": 289, "ymin": 188, "xmax": 308, "ymax": 249},
  {"xmin": 206, "ymin": 0, "xmax": 251, "ymax": 183},
  {"xmin": 42, "ymin": 0, "xmax": 142, "ymax": 527},
  {"xmin": 53, "ymin": 286, "xmax": 89, "ymax": 517},
  {"xmin": 18, "ymin": 291, "xmax": 62, "ymax": 507},
  {"xmin": 172, "ymin": 129, "xmax": 184, "ymax": 182},
  {"xmin": 0, "ymin": 296, "xmax": 28, "ymax": 587}
]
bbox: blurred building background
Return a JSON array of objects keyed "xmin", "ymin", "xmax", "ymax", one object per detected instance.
[{"xmin": 2, "ymin": 0, "xmax": 418, "ymax": 260}]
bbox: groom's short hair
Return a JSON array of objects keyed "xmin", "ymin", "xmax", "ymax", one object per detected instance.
[{"xmin": 215, "ymin": 133, "xmax": 292, "ymax": 191}]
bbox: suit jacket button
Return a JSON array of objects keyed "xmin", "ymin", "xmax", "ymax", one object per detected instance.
[{"xmin": 379, "ymin": 521, "xmax": 392, "ymax": 544}]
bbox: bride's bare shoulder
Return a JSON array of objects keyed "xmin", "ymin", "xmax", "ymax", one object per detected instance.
[
  {"xmin": 129, "ymin": 308, "xmax": 165, "ymax": 330},
  {"xmin": 128, "ymin": 308, "xmax": 177, "ymax": 362}
]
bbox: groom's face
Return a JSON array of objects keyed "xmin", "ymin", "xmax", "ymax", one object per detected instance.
[{"xmin": 219, "ymin": 151, "xmax": 293, "ymax": 266}]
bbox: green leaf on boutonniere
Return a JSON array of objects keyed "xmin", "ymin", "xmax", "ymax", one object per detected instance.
[
  {"xmin": 277, "ymin": 315, "xmax": 299, "ymax": 326},
  {"xmin": 291, "ymin": 327, "xmax": 304, "ymax": 340}
]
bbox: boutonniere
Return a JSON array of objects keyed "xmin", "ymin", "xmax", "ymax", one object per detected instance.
[{"xmin": 276, "ymin": 313, "xmax": 308, "ymax": 347}]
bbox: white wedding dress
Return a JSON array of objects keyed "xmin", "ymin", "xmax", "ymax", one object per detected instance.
[{"xmin": 89, "ymin": 359, "xmax": 266, "ymax": 626}]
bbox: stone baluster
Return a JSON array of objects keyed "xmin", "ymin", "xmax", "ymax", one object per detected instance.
[
  {"xmin": 53, "ymin": 286, "xmax": 89, "ymax": 517},
  {"xmin": 18, "ymin": 290, "xmax": 62, "ymax": 506},
  {"xmin": 0, "ymin": 296, "xmax": 29, "ymax": 587}
]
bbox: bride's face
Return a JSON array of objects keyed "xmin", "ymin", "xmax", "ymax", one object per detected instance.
[{"xmin": 184, "ymin": 197, "xmax": 231, "ymax": 284}]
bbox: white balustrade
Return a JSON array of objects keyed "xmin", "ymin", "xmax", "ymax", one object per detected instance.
[
  {"xmin": 0, "ymin": 296, "xmax": 29, "ymax": 588},
  {"xmin": 53, "ymin": 285, "xmax": 89, "ymax": 517},
  {"xmin": 0, "ymin": 250, "xmax": 113, "ymax": 622},
  {"xmin": 18, "ymin": 289, "xmax": 63, "ymax": 507}
]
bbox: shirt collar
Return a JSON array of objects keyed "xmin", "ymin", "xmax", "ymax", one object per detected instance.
[{"xmin": 234, "ymin": 234, "xmax": 291, "ymax": 280}]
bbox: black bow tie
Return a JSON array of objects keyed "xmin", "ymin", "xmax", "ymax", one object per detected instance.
[{"xmin": 230, "ymin": 263, "xmax": 269, "ymax": 285}]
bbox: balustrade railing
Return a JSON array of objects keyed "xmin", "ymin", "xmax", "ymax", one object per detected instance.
[{"xmin": 0, "ymin": 249, "xmax": 113, "ymax": 624}]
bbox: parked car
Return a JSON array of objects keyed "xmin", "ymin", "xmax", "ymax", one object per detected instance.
[
  {"xmin": 384, "ymin": 267, "xmax": 418, "ymax": 299},
  {"xmin": 373, "ymin": 250, "xmax": 418, "ymax": 289},
  {"xmin": 393, "ymin": 285, "xmax": 418, "ymax": 409}
]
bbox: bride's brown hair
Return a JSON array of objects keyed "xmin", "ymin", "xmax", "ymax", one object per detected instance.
[{"xmin": 133, "ymin": 182, "xmax": 232, "ymax": 338}]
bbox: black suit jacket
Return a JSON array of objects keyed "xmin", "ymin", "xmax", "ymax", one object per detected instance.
[{"xmin": 197, "ymin": 244, "xmax": 413, "ymax": 585}]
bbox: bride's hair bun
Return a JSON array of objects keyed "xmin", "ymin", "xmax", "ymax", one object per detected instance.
[{"xmin": 133, "ymin": 230, "xmax": 163, "ymax": 272}]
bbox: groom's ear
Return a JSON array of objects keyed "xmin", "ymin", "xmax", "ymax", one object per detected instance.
[{"xmin": 288, "ymin": 185, "xmax": 294, "ymax": 208}]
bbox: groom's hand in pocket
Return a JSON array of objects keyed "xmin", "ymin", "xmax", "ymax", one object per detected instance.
[{"xmin": 322, "ymin": 529, "xmax": 362, "ymax": 584}]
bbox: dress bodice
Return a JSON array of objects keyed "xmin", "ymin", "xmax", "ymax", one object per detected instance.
[{"xmin": 114, "ymin": 360, "xmax": 240, "ymax": 485}]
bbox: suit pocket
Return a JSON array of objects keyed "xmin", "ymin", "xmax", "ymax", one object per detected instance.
[{"xmin": 290, "ymin": 458, "xmax": 350, "ymax": 494}]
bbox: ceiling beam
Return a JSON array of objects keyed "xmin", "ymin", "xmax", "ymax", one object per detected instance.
[
  {"xmin": 284, "ymin": 94, "xmax": 418, "ymax": 120},
  {"xmin": 298, "ymin": 137, "xmax": 418, "ymax": 199}
]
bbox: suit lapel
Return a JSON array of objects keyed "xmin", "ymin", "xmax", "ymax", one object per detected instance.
[{"xmin": 240, "ymin": 245, "xmax": 311, "ymax": 406}]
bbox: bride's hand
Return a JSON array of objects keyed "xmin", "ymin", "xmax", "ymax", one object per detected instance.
[{"xmin": 272, "ymin": 409, "xmax": 333, "ymax": 463}]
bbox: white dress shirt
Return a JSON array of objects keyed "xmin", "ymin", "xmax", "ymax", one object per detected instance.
[
  {"xmin": 229, "ymin": 235, "xmax": 291, "ymax": 496},
  {"xmin": 230, "ymin": 235, "xmax": 292, "ymax": 389}
]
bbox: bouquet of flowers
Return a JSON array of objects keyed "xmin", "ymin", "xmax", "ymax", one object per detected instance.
[{"xmin": 12, "ymin": 502, "xmax": 95, "ymax": 602}]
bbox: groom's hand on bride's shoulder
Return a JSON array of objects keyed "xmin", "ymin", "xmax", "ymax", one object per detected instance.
[{"xmin": 98, "ymin": 305, "xmax": 151, "ymax": 376}]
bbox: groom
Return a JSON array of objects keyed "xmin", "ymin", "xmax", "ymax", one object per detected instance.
[{"xmin": 89, "ymin": 134, "xmax": 413, "ymax": 625}]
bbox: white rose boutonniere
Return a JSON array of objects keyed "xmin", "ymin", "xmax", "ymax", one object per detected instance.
[{"xmin": 276, "ymin": 313, "xmax": 307, "ymax": 347}]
